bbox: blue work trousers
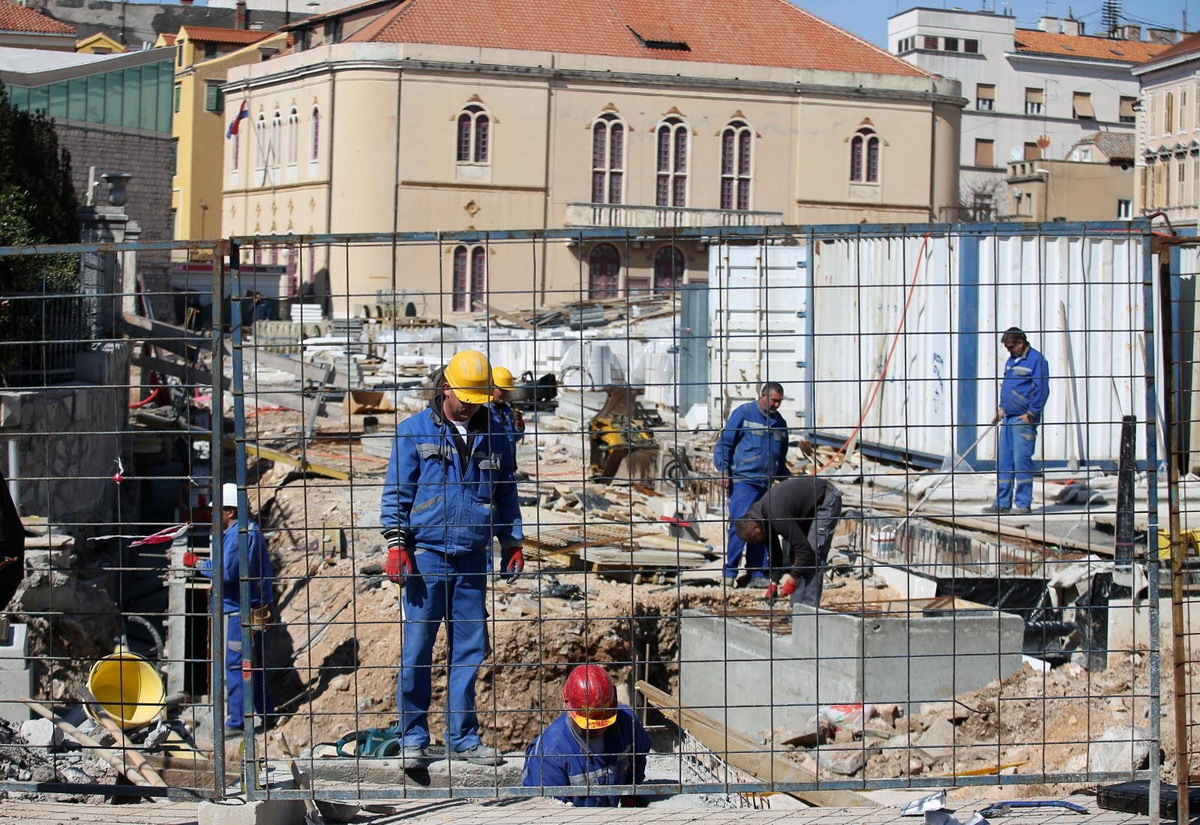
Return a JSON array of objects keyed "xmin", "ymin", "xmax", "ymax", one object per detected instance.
[
  {"xmin": 995, "ymin": 416, "xmax": 1038, "ymax": 510},
  {"xmin": 397, "ymin": 548, "xmax": 488, "ymax": 752},
  {"xmin": 724, "ymin": 481, "xmax": 769, "ymax": 579},
  {"xmin": 224, "ymin": 610, "xmax": 273, "ymax": 729}
]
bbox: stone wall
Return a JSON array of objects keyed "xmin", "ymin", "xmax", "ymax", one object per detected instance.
[
  {"xmin": 56, "ymin": 122, "xmax": 175, "ymax": 318},
  {"xmin": 0, "ymin": 344, "xmax": 131, "ymax": 541}
]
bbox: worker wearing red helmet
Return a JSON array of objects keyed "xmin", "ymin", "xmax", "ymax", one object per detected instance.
[{"xmin": 522, "ymin": 664, "xmax": 652, "ymax": 807}]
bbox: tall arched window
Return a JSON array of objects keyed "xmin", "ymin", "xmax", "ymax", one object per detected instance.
[
  {"xmin": 850, "ymin": 127, "xmax": 881, "ymax": 183},
  {"xmin": 457, "ymin": 104, "xmax": 490, "ymax": 163},
  {"xmin": 270, "ymin": 109, "xmax": 283, "ymax": 176},
  {"xmin": 588, "ymin": 244, "xmax": 620, "ymax": 298},
  {"xmin": 254, "ymin": 113, "xmax": 267, "ymax": 182},
  {"xmin": 452, "ymin": 245, "xmax": 486, "ymax": 311},
  {"xmin": 591, "ymin": 113, "xmax": 625, "ymax": 204},
  {"xmin": 653, "ymin": 246, "xmax": 684, "ymax": 293},
  {"xmin": 720, "ymin": 120, "xmax": 753, "ymax": 210},
  {"xmin": 656, "ymin": 117, "xmax": 688, "ymax": 207},
  {"xmin": 287, "ymin": 107, "xmax": 299, "ymax": 166},
  {"xmin": 231, "ymin": 128, "xmax": 240, "ymax": 172},
  {"xmin": 310, "ymin": 106, "xmax": 320, "ymax": 162}
]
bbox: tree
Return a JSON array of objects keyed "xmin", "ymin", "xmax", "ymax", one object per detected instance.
[{"xmin": 0, "ymin": 80, "xmax": 81, "ymax": 384}]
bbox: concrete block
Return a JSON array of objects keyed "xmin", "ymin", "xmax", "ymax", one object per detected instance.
[
  {"xmin": 0, "ymin": 672, "xmax": 33, "ymax": 726},
  {"xmin": 20, "ymin": 718, "xmax": 64, "ymax": 750},
  {"xmin": 0, "ymin": 393, "xmax": 20, "ymax": 428},
  {"xmin": 0, "ymin": 623, "xmax": 29, "ymax": 668},
  {"xmin": 306, "ymin": 752, "xmax": 522, "ymax": 789},
  {"xmin": 915, "ymin": 718, "xmax": 957, "ymax": 760},
  {"xmin": 198, "ymin": 799, "xmax": 306, "ymax": 825},
  {"xmin": 1088, "ymin": 726, "xmax": 1152, "ymax": 775}
]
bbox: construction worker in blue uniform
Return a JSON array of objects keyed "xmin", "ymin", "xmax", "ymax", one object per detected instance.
[
  {"xmin": 523, "ymin": 664, "xmax": 652, "ymax": 807},
  {"xmin": 183, "ymin": 482, "xmax": 275, "ymax": 733},
  {"xmin": 984, "ymin": 327, "xmax": 1050, "ymax": 515},
  {"xmin": 714, "ymin": 382, "xmax": 789, "ymax": 586},
  {"xmin": 381, "ymin": 349, "xmax": 524, "ymax": 768},
  {"xmin": 489, "ymin": 366, "xmax": 525, "ymax": 457}
]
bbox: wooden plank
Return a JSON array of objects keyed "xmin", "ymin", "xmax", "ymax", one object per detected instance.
[
  {"xmin": 244, "ymin": 442, "xmax": 350, "ymax": 481},
  {"xmin": 636, "ymin": 680, "xmax": 876, "ymax": 809},
  {"xmin": 132, "ymin": 354, "xmax": 215, "ymax": 386},
  {"xmin": 120, "ymin": 313, "xmax": 334, "ymax": 386}
]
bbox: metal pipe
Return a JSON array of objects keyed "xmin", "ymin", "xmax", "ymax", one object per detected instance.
[
  {"xmin": 6, "ymin": 438, "xmax": 18, "ymax": 516},
  {"xmin": 210, "ymin": 244, "xmax": 227, "ymax": 798}
]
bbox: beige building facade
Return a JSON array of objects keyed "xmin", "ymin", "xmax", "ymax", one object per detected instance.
[
  {"xmin": 1002, "ymin": 132, "xmax": 1135, "ymax": 222},
  {"xmin": 1133, "ymin": 33, "xmax": 1200, "ymax": 226},
  {"xmin": 222, "ymin": 0, "xmax": 962, "ymax": 316}
]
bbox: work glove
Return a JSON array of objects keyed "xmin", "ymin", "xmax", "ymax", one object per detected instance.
[
  {"xmin": 501, "ymin": 545, "xmax": 525, "ymax": 583},
  {"xmin": 182, "ymin": 551, "xmax": 199, "ymax": 568},
  {"xmin": 512, "ymin": 408, "xmax": 526, "ymax": 433},
  {"xmin": 764, "ymin": 582, "xmax": 779, "ymax": 601},
  {"xmin": 779, "ymin": 574, "xmax": 797, "ymax": 600},
  {"xmin": 386, "ymin": 546, "xmax": 414, "ymax": 584}
]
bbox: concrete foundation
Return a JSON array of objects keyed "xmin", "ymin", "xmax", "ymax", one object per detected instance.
[
  {"xmin": 199, "ymin": 799, "xmax": 306, "ymax": 825},
  {"xmin": 679, "ymin": 600, "xmax": 1025, "ymax": 736}
]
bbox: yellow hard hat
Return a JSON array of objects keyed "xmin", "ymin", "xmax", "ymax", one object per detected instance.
[
  {"xmin": 444, "ymin": 350, "xmax": 492, "ymax": 404},
  {"xmin": 492, "ymin": 366, "xmax": 515, "ymax": 391}
]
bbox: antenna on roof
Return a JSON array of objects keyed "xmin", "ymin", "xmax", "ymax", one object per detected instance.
[{"xmin": 1101, "ymin": 0, "xmax": 1121, "ymax": 37}]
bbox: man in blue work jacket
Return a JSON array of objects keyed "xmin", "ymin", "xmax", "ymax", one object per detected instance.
[
  {"xmin": 714, "ymin": 382, "xmax": 789, "ymax": 586},
  {"xmin": 522, "ymin": 664, "xmax": 652, "ymax": 807},
  {"xmin": 183, "ymin": 482, "xmax": 275, "ymax": 733},
  {"xmin": 381, "ymin": 349, "xmax": 524, "ymax": 769},
  {"xmin": 984, "ymin": 327, "xmax": 1050, "ymax": 515}
]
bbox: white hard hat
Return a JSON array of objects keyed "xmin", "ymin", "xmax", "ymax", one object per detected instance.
[{"xmin": 220, "ymin": 482, "xmax": 239, "ymax": 509}]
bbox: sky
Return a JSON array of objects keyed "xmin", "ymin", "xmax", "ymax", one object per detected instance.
[{"xmin": 798, "ymin": 0, "xmax": 1195, "ymax": 48}]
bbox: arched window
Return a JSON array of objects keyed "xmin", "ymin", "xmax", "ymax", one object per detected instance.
[
  {"xmin": 720, "ymin": 120, "xmax": 752, "ymax": 210},
  {"xmin": 270, "ymin": 109, "xmax": 283, "ymax": 176},
  {"xmin": 231, "ymin": 128, "xmax": 240, "ymax": 173},
  {"xmin": 310, "ymin": 106, "xmax": 320, "ymax": 162},
  {"xmin": 656, "ymin": 116, "xmax": 688, "ymax": 207},
  {"xmin": 254, "ymin": 113, "xmax": 267, "ymax": 181},
  {"xmin": 653, "ymin": 246, "xmax": 684, "ymax": 294},
  {"xmin": 452, "ymin": 245, "xmax": 486, "ymax": 312},
  {"xmin": 588, "ymin": 244, "xmax": 620, "ymax": 299},
  {"xmin": 287, "ymin": 107, "xmax": 299, "ymax": 166},
  {"xmin": 591, "ymin": 113, "xmax": 624, "ymax": 204},
  {"xmin": 457, "ymin": 104, "xmax": 490, "ymax": 163},
  {"xmin": 850, "ymin": 127, "xmax": 881, "ymax": 183}
]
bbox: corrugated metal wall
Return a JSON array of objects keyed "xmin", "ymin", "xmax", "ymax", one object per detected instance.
[{"xmin": 710, "ymin": 224, "xmax": 1153, "ymax": 469}]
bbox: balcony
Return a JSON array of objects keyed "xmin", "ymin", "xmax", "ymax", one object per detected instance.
[{"xmin": 564, "ymin": 203, "xmax": 784, "ymax": 229}]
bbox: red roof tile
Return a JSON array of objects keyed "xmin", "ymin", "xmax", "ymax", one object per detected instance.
[
  {"xmin": 1013, "ymin": 29, "xmax": 1168, "ymax": 64},
  {"xmin": 179, "ymin": 25, "xmax": 276, "ymax": 45},
  {"xmin": 0, "ymin": 0, "xmax": 74, "ymax": 35},
  {"xmin": 348, "ymin": 0, "xmax": 929, "ymax": 76}
]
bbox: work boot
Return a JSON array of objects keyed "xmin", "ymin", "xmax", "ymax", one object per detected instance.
[
  {"xmin": 399, "ymin": 744, "xmax": 426, "ymax": 770},
  {"xmin": 723, "ymin": 576, "xmax": 737, "ymax": 588},
  {"xmin": 1014, "ymin": 506, "xmax": 1033, "ymax": 514},
  {"xmin": 982, "ymin": 505, "xmax": 1010, "ymax": 515},
  {"xmin": 452, "ymin": 743, "xmax": 504, "ymax": 766}
]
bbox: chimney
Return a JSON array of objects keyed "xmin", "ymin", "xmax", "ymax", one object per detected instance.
[
  {"xmin": 236, "ymin": 0, "xmax": 247, "ymax": 29},
  {"xmin": 1061, "ymin": 18, "xmax": 1082, "ymax": 36},
  {"xmin": 1117, "ymin": 23, "xmax": 1141, "ymax": 40},
  {"xmin": 1038, "ymin": 16, "xmax": 1059, "ymax": 33},
  {"xmin": 1147, "ymin": 28, "xmax": 1180, "ymax": 44}
]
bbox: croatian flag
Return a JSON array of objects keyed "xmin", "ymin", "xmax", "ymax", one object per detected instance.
[{"xmin": 227, "ymin": 99, "xmax": 248, "ymax": 138}]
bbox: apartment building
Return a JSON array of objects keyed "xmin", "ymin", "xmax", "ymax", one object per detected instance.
[
  {"xmin": 889, "ymin": 7, "xmax": 1166, "ymax": 220},
  {"xmin": 1132, "ymin": 33, "xmax": 1200, "ymax": 225}
]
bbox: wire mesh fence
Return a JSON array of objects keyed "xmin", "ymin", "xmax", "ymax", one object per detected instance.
[{"xmin": 0, "ymin": 220, "xmax": 1185, "ymax": 817}]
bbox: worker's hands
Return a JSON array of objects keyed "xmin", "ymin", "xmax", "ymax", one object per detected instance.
[
  {"xmin": 1018, "ymin": 412, "xmax": 1033, "ymax": 424},
  {"xmin": 764, "ymin": 582, "xmax": 779, "ymax": 601},
  {"xmin": 386, "ymin": 546, "xmax": 414, "ymax": 584},
  {"xmin": 512, "ymin": 408, "xmax": 526, "ymax": 434},
  {"xmin": 779, "ymin": 574, "xmax": 798, "ymax": 600},
  {"xmin": 719, "ymin": 475, "xmax": 731, "ymax": 492},
  {"xmin": 501, "ymin": 546, "xmax": 525, "ymax": 583},
  {"xmin": 993, "ymin": 407, "xmax": 1004, "ymax": 424},
  {"xmin": 182, "ymin": 551, "xmax": 199, "ymax": 568}
]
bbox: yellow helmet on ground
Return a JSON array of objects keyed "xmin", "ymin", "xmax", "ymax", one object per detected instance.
[
  {"xmin": 492, "ymin": 366, "xmax": 515, "ymax": 392},
  {"xmin": 444, "ymin": 350, "xmax": 492, "ymax": 404}
]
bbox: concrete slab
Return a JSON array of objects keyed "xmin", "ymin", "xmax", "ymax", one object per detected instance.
[
  {"xmin": 198, "ymin": 799, "xmax": 306, "ymax": 825},
  {"xmin": 679, "ymin": 601, "xmax": 1025, "ymax": 736},
  {"xmin": 305, "ymin": 750, "xmax": 523, "ymax": 789}
]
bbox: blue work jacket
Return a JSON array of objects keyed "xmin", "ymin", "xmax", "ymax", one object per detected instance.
[
  {"xmin": 1000, "ymin": 346, "xmax": 1050, "ymax": 421},
  {"xmin": 490, "ymin": 402, "xmax": 525, "ymax": 454},
  {"xmin": 381, "ymin": 396, "xmax": 523, "ymax": 554},
  {"xmin": 199, "ymin": 519, "xmax": 274, "ymax": 613},
  {"xmin": 522, "ymin": 706, "xmax": 651, "ymax": 807},
  {"xmin": 714, "ymin": 400, "xmax": 789, "ymax": 483}
]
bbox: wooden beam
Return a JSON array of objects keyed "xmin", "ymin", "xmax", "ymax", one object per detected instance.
[
  {"xmin": 636, "ymin": 680, "xmax": 876, "ymax": 809},
  {"xmin": 244, "ymin": 442, "xmax": 350, "ymax": 481},
  {"xmin": 132, "ymin": 354, "xmax": 215, "ymax": 387}
]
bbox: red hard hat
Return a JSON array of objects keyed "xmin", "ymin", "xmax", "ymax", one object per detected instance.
[{"xmin": 562, "ymin": 664, "xmax": 618, "ymax": 730}]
